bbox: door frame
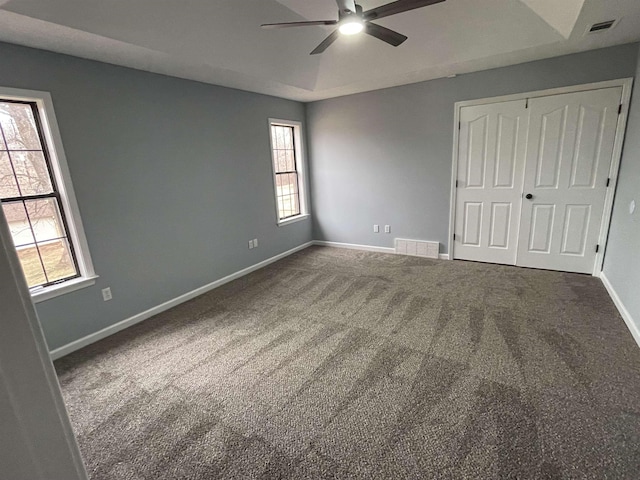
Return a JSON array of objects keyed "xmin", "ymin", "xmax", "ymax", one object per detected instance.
[
  {"xmin": 448, "ymin": 78, "xmax": 634, "ymax": 276},
  {"xmin": 0, "ymin": 204, "xmax": 88, "ymax": 478}
]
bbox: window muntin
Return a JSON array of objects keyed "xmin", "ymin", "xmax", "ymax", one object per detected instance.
[
  {"xmin": 269, "ymin": 121, "xmax": 307, "ymax": 223},
  {"xmin": 0, "ymin": 100, "xmax": 80, "ymax": 289}
]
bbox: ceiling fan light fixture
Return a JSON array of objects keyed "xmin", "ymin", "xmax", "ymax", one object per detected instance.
[
  {"xmin": 263, "ymin": 0, "xmax": 447, "ymax": 54},
  {"xmin": 339, "ymin": 19, "xmax": 364, "ymax": 35}
]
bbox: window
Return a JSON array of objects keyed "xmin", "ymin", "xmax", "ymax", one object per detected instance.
[
  {"xmin": 0, "ymin": 88, "xmax": 95, "ymax": 302},
  {"xmin": 268, "ymin": 119, "xmax": 308, "ymax": 224}
]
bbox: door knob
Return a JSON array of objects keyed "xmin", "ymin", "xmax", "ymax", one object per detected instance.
[{"xmin": 525, "ymin": 193, "xmax": 533, "ymax": 200}]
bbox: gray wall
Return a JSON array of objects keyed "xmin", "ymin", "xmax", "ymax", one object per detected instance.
[
  {"xmin": 307, "ymin": 43, "xmax": 639, "ymax": 253},
  {"xmin": 0, "ymin": 42, "xmax": 311, "ymax": 350},
  {"xmin": 603, "ymin": 45, "xmax": 640, "ymax": 333}
]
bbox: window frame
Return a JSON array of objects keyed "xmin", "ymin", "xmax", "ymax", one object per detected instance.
[
  {"xmin": 0, "ymin": 86, "xmax": 97, "ymax": 302},
  {"xmin": 267, "ymin": 118, "xmax": 309, "ymax": 226}
]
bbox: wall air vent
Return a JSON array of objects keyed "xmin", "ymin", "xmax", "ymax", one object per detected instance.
[
  {"xmin": 587, "ymin": 20, "xmax": 617, "ymax": 34},
  {"xmin": 395, "ymin": 239, "xmax": 439, "ymax": 259}
]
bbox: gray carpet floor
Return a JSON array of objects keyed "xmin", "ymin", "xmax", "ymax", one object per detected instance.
[{"xmin": 55, "ymin": 246, "xmax": 640, "ymax": 479}]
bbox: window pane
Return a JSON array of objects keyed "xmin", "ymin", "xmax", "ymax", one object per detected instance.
[
  {"xmin": 274, "ymin": 126, "xmax": 285, "ymax": 150},
  {"xmin": 1, "ymin": 199, "xmax": 77, "ymax": 286},
  {"xmin": 277, "ymin": 196, "xmax": 286, "ymax": 219},
  {"xmin": 290, "ymin": 193, "xmax": 299, "ymax": 216},
  {"xmin": 271, "ymin": 125, "xmax": 279, "ymax": 149},
  {"xmin": 281, "ymin": 173, "xmax": 297, "ymax": 196},
  {"xmin": 39, "ymin": 238, "xmax": 77, "ymax": 283},
  {"xmin": 0, "ymin": 151, "xmax": 20, "ymax": 197},
  {"xmin": 273, "ymin": 149, "xmax": 285, "ymax": 173},
  {"xmin": 0, "ymin": 102, "xmax": 42, "ymax": 150},
  {"xmin": 25, "ymin": 198, "xmax": 65, "ymax": 242},
  {"xmin": 271, "ymin": 125, "xmax": 296, "ymax": 173},
  {"xmin": 284, "ymin": 149, "xmax": 296, "ymax": 171},
  {"xmin": 286, "ymin": 195, "xmax": 294, "ymax": 218},
  {"xmin": 278, "ymin": 172, "xmax": 300, "ymax": 219},
  {"xmin": 11, "ymin": 151, "xmax": 53, "ymax": 195},
  {"xmin": 282, "ymin": 195, "xmax": 292, "ymax": 218},
  {"xmin": 283, "ymin": 127, "xmax": 293, "ymax": 149},
  {"xmin": 15, "ymin": 243, "xmax": 48, "ymax": 287},
  {"xmin": 2, "ymin": 201, "xmax": 35, "ymax": 246}
]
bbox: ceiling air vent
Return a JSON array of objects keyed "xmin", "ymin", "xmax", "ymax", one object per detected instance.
[{"xmin": 587, "ymin": 20, "xmax": 617, "ymax": 33}]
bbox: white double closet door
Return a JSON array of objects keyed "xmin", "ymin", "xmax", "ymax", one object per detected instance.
[{"xmin": 454, "ymin": 87, "xmax": 621, "ymax": 274}]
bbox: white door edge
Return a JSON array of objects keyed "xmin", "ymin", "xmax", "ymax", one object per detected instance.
[
  {"xmin": 594, "ymin": 81, "xmax": 634, "ymax": 274},
  {"xmin": 449, "ymin": 77, "xmax": 634, "ymax": 276}
]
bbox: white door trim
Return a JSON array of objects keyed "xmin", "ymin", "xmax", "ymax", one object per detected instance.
[
  {"xmin": 448, "ymin": 78, "xmax": 634, "ymax": 276},
  {"xmin": 0, "ymin": 207, "xmax": 88, "ymax": 478}
]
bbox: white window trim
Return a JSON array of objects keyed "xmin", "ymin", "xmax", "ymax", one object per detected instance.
[
  {"xmin": 268, "ymin": 118, "xmax": 310, "ymax": 226},
  {"xmin": 0, "ymin": 86, "xmax": 97, "ymax": 302}
]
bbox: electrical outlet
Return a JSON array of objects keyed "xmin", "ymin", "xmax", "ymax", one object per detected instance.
[
  {"xmin": 384, "ymin": 225, "xmax": 391, "ymax": 233},
  {"xmin": 248, "ymin": 240, "xmax": 254, "ymax": 249},
  {"xmin": 101, "ymin": 287, "xmax": 112, "ymax": 301},
  {"xmin": 253, "ymin": 238, "xmax": 258, "ymax": 247},
  {"xmin": 373, "ymin": 224, "xmax": 379, "ymax": 233}
]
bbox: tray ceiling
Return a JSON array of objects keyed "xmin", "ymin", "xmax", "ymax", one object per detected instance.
[{"xmin": 0, "ymin": 0, "xmax": 638, "ymax": 101}]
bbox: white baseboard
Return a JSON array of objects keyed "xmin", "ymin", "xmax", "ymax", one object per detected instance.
[
  {"xmin": 312, "ymin": 240, "xmax": 395, "ymax": 254},
  {"xmin": 600, "ymin": 273, "xmax": 640, "ymax": 349},
  {"xmin": 313, "ymin": 240, "xmax": 449, "ymax": 260},
  {"xmin": 49, "ymin": 241, "xmax": 314, "ymax": 360}
]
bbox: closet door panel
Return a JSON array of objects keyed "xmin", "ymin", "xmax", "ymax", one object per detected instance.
[
  {"xmin": 516, "ymin": 87, "xmax": 621, "ymax": 273},
  {"xmin": 454, "ymin": 100, "xmax": 528, "ymax": 264}
]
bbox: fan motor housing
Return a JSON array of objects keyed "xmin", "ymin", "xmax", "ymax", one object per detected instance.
[{"xmin": 339, "ymin": 4, "xmax": 364, "ymax": 20}]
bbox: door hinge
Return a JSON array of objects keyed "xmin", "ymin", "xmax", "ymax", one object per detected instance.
[
  {"xmin": 455, "ymin": 180, "xmax": 459, "ymax": 188},
  {"xmin": 458, "ymin": 121, "xmax": 461, "ymax": 130},
  {"xmin": 596, "ymin": 244, "xmax": 600, "ymax": 253},
  {"xmin": 453, "ymin": 234, "xmax": 457, "ymax": 241},
  {"xmin": 525, "ymin": 98, "xmax": 529, "ymax": 109},
  {"xmin": 618, "ymin": 104, "xmax": 623, "ymax": 115},
  {"xmin": 606, "ymin": 177, "xmax": 610, "ymax": 187}
]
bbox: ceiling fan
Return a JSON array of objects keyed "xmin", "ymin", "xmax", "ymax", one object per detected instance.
[{"xmin": 261, "ymin": 0, "xmax": 446, "ymax": 55}]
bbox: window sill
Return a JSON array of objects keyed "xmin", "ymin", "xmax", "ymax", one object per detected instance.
[
  {"xmin": 277, "ymin": 214, "xmax": 310, "ymax": 227},
  {"xmin": 31, "ymin": 275, "xmax": 98, "ymax": 303}
]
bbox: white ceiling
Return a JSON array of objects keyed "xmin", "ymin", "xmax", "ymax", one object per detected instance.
[{"xmin": 0, "ymin": 0, "xmax": 638, "ymax": 102}]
